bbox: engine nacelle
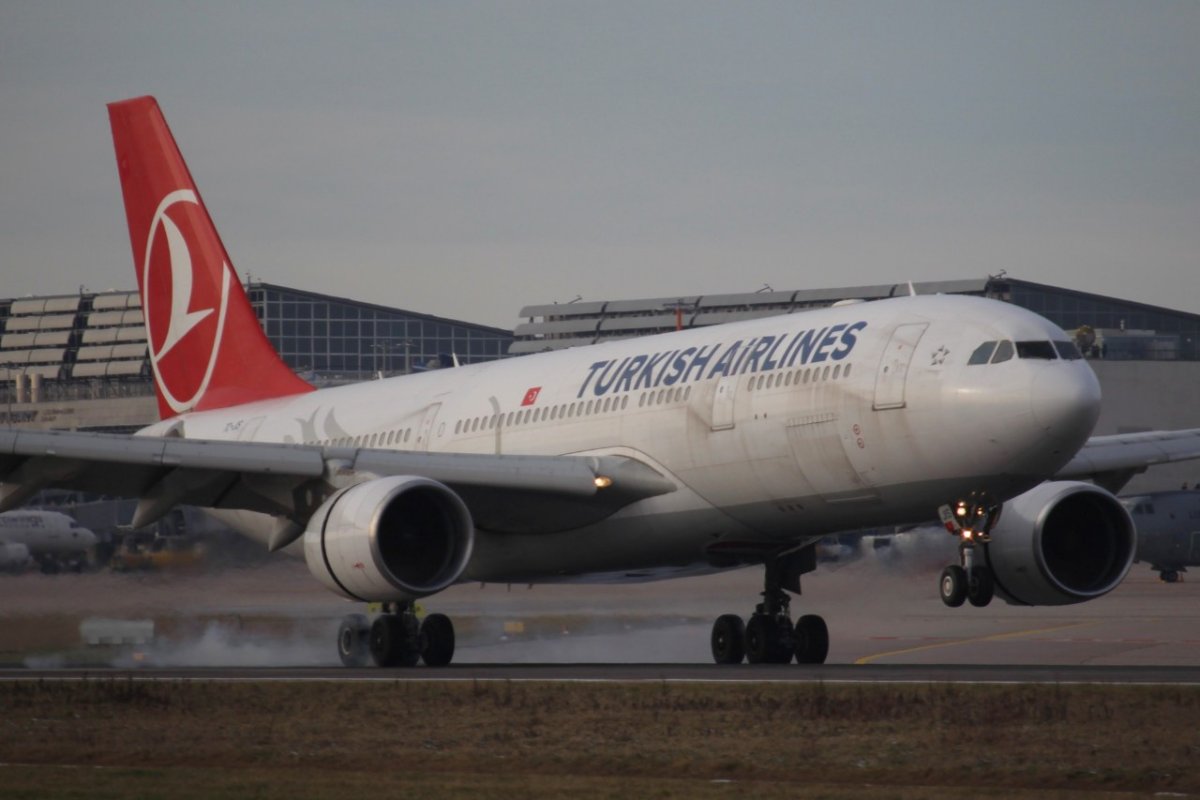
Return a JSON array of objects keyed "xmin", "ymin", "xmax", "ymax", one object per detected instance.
[
  {"xmin": 986, "ymin": 481, "xmax": 1135, "ymax": 606},
  {"xmin": 0, "ymin": 542, "xmax": 31, "ymax": 572},
  {"xmin": 303, "ymin": 475, "xmax": 474, "ymax": 602}
]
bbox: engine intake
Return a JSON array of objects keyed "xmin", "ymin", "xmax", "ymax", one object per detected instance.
[
  {"xmin": 985, "ymin": 481, "xmax": 1135, "ymax": 606},
  {"xmin": 303, "ymin": 476, "xmax": 474, "ymax": 602}
]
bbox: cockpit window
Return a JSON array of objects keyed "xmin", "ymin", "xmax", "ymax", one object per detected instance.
[
  {"xmin": 1016, "ymin": 341, "xmax": 1057, "ymax": 360},
  {"xmin": 1053, "ymin": 340, "xmax": 1082, "ymax": 360},
  {"xmin": 967, "ymin": 341, "xmax": 997, "ymax": 365},
  {"xmin": 991, "ymin": 340, "xmax": 1014, "ymax": 363}
]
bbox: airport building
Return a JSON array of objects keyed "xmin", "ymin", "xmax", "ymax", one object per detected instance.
[
  {"xmin": 512, "ymin": 275, "xmax": 1200, "ymax": 361},
  {"xmin": 0, "ymin": 281, "xmax": 513, "ymax": 432}
]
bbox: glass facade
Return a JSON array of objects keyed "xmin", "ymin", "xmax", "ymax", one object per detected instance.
[
  {"xmin": 990, "ymin": 280, "xmax": 1200, "ymax": 361},
  {"xmin": 514, "ymin": 277, "xmax": 1200, "ymax": 362},
  {"xmin": 246, "ymin": 283, "xmax": 513, "ymax": 380}
]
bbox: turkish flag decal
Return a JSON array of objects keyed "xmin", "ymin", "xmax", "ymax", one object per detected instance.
[{"xmin": 521, "ymin": 386, "xmax": 542, "ymax": 406}]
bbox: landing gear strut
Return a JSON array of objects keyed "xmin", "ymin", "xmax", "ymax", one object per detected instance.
[
  {"xmin": 710, "ymin": 550, "xmax": 828, "ymax": 665},
  {"xmin": 938, "ymin": 497, "xmax": 998, "ymax": 608},
  {"xmin": 337, "ymin": 603, "xmax": 456, "ymax": 668}
]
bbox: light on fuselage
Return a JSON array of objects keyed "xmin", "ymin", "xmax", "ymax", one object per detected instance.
[{"xmin": 594, "ymin": 476, "xmax": 613, "ymax": 489}]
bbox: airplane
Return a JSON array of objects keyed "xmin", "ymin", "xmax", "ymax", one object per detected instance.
[
  {"xmin": 1123, "ymin": 490, "xmax": 1200, "ymax": 583},
  {"xmin": 0, "ymin": 509, "xmax": 97, "ymax": 573},
  {"xmin": 3, "ymin": 95, "xmax": 1200, "ymax": 667}
]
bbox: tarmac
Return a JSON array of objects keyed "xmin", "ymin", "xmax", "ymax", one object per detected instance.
[{"xmin": 2, "ymin": 543, "xmax": 1199, "ymax": 677}]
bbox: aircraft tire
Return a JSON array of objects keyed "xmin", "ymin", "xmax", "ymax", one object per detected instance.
[
  {"xmin": 1162, "ymin": 570, "xmax": 1180, "ymax": 583},
  {"xmin": 793, "ymin": 614, "xmax": 829, "ymax": 664},
  {"xmin": 420, "ymin": 613, "xmax": 455, "ymax": 667},
  {"xmin": 966, "ymin": 566, "xmax": 995, "ymax": 607},
  {"xmin": 337, "ymin": 613, "xmax": 371, "ymax": 667},
  {"xmin": 940, "ymin": 565, "xmax": 967, "ymax": 607},
  {"xmin": 745, "ymin": 614, "xmax": 793, "ymax": 664},
  {"xmin": 370, "ymin": 614, "xmax": 420, "ymax": 667},
  {"xmin": 711, "ymin": 614, "xmax": 746, "ymax": 664}
]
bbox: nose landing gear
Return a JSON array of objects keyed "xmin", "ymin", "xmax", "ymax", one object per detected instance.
[
  {"xmin": 710, "ymin": 549, "xmax": 829, "ymax": 665},
  {"xmin": 938, "ymin": 497, "xmax": 998, "ymax": 608}
]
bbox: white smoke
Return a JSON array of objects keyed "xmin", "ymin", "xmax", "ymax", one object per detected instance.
[{"xmin": 110, "ymin": 620, "xmax": 339, "ymax": 668}]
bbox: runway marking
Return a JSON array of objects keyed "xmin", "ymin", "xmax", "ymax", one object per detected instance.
[{"xmin": 853, "ymin": 621, "xmax": 1099, "ymax": 665}]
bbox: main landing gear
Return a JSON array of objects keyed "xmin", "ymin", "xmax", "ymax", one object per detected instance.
[
  {"xmin": 937, "ymin": 497, "xmax": 998, "ymax": 608},
  {"xmin": 337, "ymin": 602, "xmax": 456, "ymax": 668},
  {"xmin": 710, "ymin": 552, "xmax": 829, "ymax": 665}
]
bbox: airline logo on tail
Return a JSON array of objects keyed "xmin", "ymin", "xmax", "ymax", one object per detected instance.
[
  {"xmin": 109, "ymin": 96, "xmax": 313, "ymax": 419},
  {"xmin": 143, "ymin": 189, "xmax": 231, "ymax": 413}
]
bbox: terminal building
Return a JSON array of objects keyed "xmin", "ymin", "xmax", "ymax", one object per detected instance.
[
  {"xmin": 0, "ymin": 281, "xmax": 513, "ymax": 432},
  {"xmin": 512, "ymin": 275, "xmax": 1200, "ymax": 361}
]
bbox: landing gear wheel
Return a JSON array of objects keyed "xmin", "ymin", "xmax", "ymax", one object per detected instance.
[
  {"xmin": 966, "ymin": 565, "xmax": 995, "ymax": 607},
  {"xmin": 793, "ymin": 614, "xmax": 829, "ymax": 664},
  {"xmin": 745, "ymin": 614, "xmax": 793, "ymax": 664},
  {"xmin": 940, "ymin": 565, "xmax": 967, "ymax": 607},
  {"xmin": 711, "ymin": 614, "xmax": 746, "ymax": 664},
  {"xmin": 1162, "ymin": 570, "xmax": 1180, "ymax": 583},
  {"xmin": 337, "ymin": 613, "xmax": 370, "ymax": 667},
  {"xmin": 420, "ymin": 613, "xmax": 455, "ymax": 667},
  {"xmin": 369, "ymin": 614, "xmax": 420, "ymax": 667}
]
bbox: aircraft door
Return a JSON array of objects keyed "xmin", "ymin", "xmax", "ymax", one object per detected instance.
[
  {"xmin": 711, "ymin": 374, "xmax": 738, "ymax": 431},
  {"xmin": 414, "ymin": 403, "xmax": 442, "ymax": 451},
  {"xmin": 873, "ymin": 323, "xmax": 928, "ymax": 410}
]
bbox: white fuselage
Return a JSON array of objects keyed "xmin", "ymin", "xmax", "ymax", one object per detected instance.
[
  {"xmin": 0, "ymin": 510, "xmax": 97, "ymax": 557},
  {"xmin": 150, "ymin": 295, "xmax": 1101, "ymax": 583}
]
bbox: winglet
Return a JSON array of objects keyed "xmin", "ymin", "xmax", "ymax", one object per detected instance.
[{"xmin": 108, "ymin": 96, "xmax": 313, "ymax": 419}]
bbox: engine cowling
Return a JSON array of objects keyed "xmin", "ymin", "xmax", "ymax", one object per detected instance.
[
  {"xmin": 985, "ymin": 481, "xmax": 1135, "ymax": 606},
  {"xmin": 0, "ymin": 542, "xmax": 31, "ymax": 572},
  {"xmin": 303, "ymin": 476, "xmax": 474, "ymax": 602}
]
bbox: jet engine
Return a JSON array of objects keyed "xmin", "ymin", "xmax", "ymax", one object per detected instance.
[
  {"xmin": 985, "ymin": 481, "xmax": 1135, "ymax": 606},
  {"xmin": 303, "ymin": 475, "xmax": 474, "ymax": 602},
  {"xmin": 0, "ymin": 542, "xmax": 31, "ymax": 572}
]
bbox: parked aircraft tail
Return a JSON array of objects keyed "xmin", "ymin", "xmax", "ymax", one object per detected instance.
[{"xmin": 107, "ymin": 96, "xmax": 312, "ymax": 419}]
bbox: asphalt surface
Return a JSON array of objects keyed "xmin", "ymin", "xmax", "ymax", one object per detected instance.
[{"xmin": 4, "ymin": 548, "xmax": 1200, "ymax": 682}]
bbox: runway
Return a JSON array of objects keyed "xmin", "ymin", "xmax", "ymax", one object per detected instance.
[
  {"xmin": 5, "ymin": 663, "xmax": 1200, "ymax": 684},
  {"xmin": 4, "ymin": 553, "xmax": 1200, "ymax": 682}
]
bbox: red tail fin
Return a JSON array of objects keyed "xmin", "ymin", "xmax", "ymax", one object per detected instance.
[{"xmin": 108, "ymin": 96, "xmax": 312, "ymax": 419}]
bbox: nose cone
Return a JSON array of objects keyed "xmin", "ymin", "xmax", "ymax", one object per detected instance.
[{"xmin": 1029, "ymin": 363, "xmax": 1102, "ymax": 453}]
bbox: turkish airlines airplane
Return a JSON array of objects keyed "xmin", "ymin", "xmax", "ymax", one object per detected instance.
[{"xmin": 3, "ymin": 96, "xmax": 1200, "ymax": 667}]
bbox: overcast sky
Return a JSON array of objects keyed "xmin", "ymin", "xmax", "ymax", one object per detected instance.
[{"xmin": 1, "ymin": 2, "xmax": 1197, "ymax": 328}]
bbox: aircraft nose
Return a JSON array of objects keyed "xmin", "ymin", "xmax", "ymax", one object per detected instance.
[{"xmin": 1029, "ymin": 364, "xmax": 1101, "ymax": 449}]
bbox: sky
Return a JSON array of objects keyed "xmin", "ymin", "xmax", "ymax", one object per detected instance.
[{"xmin": 1, "ymin": 1, "xmax": 1197, "ymax": 329}]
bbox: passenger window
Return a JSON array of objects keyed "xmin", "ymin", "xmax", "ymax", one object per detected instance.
[
  {"xmin": 1016, "ymin": 341, "xmax": 1057, "ymax": 359},
  {"xmin": 1053, "ymin": 340, "xmax": 1082, "ymax": 360},
  {"xmin": 991, "ymin": 340, "xmax": 1014, "ymax": 363},
  {"xmin": 968, "ymin": 341, "xmax": 996, "ymax": 365}
]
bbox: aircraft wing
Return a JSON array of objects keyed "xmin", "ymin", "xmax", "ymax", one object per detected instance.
[
  {"xmin": 1054, "ymin": 428, "xmax": 1200, "ymax": 493},
  {"xmin": 0, "ymin": 429, "xmax": 676, "ymax": 537}
]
